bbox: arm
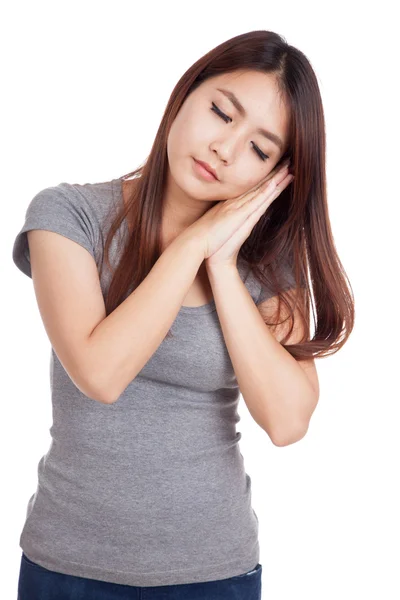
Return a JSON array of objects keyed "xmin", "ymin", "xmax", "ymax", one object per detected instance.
[
  {"xmin": 27, "ymin": 228, "xmax": 204, "ymax": 405},
  {"xmin": 206, "ymin": 264, "xmax": 319, "ymax": 446},
  {"xmin": 87, "ymin": 233, "xmax": 204, "ymax": 403}
]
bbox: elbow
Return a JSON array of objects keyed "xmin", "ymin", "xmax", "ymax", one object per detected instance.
[
  {"xmin": 95, "ymin": 370, "xmax": 138, "ymax": 405},
  {"xmin": 70, "ymin": 346, "xmax": 119, "ymax": 405},
  {"xmin": 95, "ymin": 391, "xmax": 115, "ymax": 405},
  {"xmin": 70, "ymin": 378, "xmax": 111, "ymax": 405},
  {"xmin": 86, "ymin": 370, "xmax": 130, "ymax": 405},
  {"xmin": 83, "ymin": 381, "xmax": 113, "ymax": 405},
  {"xmin": 271, "ymin": 422, "xmax": 309, "ymax": 447},
  {"xmin": 93, "ymin": 380, "xmax": 124, "ymax": 405},
  {"xmin": 271, "ymin": 392, "xmax": 318, "ymax": 447},
  {"xmin": 96, "ymin": 390, "xmax": 119, "ymax": 404},
  {"xmin": 82, "ymin": 372, "xmax": 116, "ymax": 405}
]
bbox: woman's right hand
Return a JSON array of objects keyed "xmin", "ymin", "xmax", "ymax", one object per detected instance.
[{"xmin": 185, "ymin": 159, "xmax": 292, "ymax": 259}]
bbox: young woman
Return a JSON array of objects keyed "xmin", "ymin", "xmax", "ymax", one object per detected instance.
[{"xmin": 13, "ymin": 30, "xmax": 354, "ymax": 600}]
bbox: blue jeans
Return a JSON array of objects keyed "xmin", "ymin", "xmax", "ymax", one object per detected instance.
[{"xmin": 17, "ymin": 552, "xmax": 262, "ymax": 599}]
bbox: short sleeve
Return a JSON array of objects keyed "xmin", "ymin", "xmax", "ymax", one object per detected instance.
[
  {"xmin": 256, "ymin": 256, "xmax": 305, "ymax": 305},
  {"xmin": 12, "ymin": 183, "xmax": 100, "ymax": 278}
]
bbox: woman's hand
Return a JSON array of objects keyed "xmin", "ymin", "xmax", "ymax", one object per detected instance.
[{"xmin": 184, "ymin": 159, "xmax": 294, "ymax": 269}]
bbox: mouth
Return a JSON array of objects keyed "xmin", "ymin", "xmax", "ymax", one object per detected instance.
[{"xmin": 193, "ymin": 158, "xmax": 219, "ymax": 181}]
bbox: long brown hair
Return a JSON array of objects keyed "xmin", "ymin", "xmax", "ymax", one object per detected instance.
[{"xmin": 100, "ymin": 30, "xmax": 355, "ymax": 361}]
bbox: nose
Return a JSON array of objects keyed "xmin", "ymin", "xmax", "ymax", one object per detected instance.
[{"xmin": 212, "ymin": 147, "xmax": 229, "ymax": 166}]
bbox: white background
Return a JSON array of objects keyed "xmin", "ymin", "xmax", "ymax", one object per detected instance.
[{"xmin": 2, "ymin": 1, "xmax": 399, "ymax": 598}]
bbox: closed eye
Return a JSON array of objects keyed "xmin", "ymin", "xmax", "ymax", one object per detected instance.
[{"xmin": 210, "ymin": 102, "xmax": 270, "ymax": 161}]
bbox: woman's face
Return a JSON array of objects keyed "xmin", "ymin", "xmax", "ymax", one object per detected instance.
[{"xmin": 166, "ymin": 69, "xmax": 290, "ymax": 202}]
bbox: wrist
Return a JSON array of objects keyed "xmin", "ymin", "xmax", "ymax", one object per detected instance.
[
  {"xmin": 172, "ymin": 227, "xmax": 205, "ymax": 262},
  {"xmin": 175, "ymin": 227, "xmax": 205, "ymax": 259},
  {"xmin": 206, "ymin": 261, "xmax": 239, "ymax": 280}
]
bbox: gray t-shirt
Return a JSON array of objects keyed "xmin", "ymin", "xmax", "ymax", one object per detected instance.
[{"xmin": 12, "ymin": 177, "xmax": 296, "ymax": 587}]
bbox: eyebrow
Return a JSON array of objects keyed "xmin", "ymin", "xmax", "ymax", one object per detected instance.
[{"xmin": 216, "ymin": 87, "xmax": 284, "ymax": 152}]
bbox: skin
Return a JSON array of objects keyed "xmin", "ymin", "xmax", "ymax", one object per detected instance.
[
  {"xmin": 120, "ymin": 71, "xmax": 318, "ymax": 434},
  {"xmin": 162, "ymin": 69, "xmax": 290, "ymax": 251}
]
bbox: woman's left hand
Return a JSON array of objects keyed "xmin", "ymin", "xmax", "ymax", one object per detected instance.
[{"xmin": 205, "ymin": 167, "xmax": 294, "ymax": 273}]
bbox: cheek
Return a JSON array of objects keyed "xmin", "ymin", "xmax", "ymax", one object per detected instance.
[
  {"xmin": 230, "ymin": 167, "xmax": 274, "ymax": 199},
  {"xmin": 166, "ymin": 129, "xmax": 177, "ymax": 164},
  {"xmin": 167, "ymin": 122, "xmax": 193, "ymax": 164},
  {"xmin": 168, "ymin": 107, "xmax": 195, "ymax": 150},
  {"xmin": 235, "ymin": 169, "xmax": 263, "ymax": 193}
]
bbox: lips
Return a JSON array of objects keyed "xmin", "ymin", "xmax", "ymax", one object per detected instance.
[{"xmin": 194, "ymin": 159, "xmax": 219, "ymax": 180}]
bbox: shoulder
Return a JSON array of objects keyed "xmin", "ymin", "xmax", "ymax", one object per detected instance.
[{"xmin": 12, "ymin": 179, "xmax": 116, "ymax": 278}]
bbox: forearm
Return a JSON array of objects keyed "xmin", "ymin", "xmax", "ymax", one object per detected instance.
[
  {"xmin": 87, "ymin": 233, "xmax": 204, "ymax": 403},
  {"xmin": 207, "ymin": 265, "xmax": 317, "ymax": 445}
]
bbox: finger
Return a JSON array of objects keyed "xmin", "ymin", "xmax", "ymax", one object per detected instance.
[
  {"xmin": 257, "ymin": 159, "xmax": 291, "ymax": 188},
  {"xmin": 243, "ymin": 195, "xmax": 276, "ymax": 236},
  {"xmin": 239, "ymin": 164, "xmax": 291, "ymax": 208},
  {"xmin": 231, "ymin": 161, "xmax": 290, "ymax": 207},
  {"xmin": 259, "ymin": 161, "xmax": 290, "ymax": 187},
  {"xmin": 246, "ymin": 172, "xmax": 294, "ymax": 221},
  {"xmin": 242, "ymin": 167, "xmax": 290, "ymax": 212}
]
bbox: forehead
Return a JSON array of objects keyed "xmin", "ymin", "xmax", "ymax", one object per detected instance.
[{"xmin": 203, "ymin": 70, "xmax": 281, "ymax": 99}]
